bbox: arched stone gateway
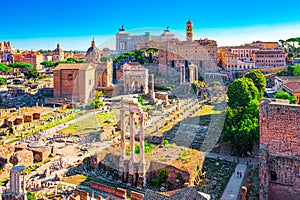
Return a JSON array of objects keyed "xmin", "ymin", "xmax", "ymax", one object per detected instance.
[
  {"xmin": 118, "ymin": 98, "xmax": 146, "ymax": 188},
  {"xmin": 122, "ymin": 62, "xmax": 149, "ymax": 94}
]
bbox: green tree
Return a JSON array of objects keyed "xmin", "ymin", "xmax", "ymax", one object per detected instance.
[
  {"xmin": 137, "ymin": 96, "xmax": 144, "ymax": 105},
  {"xmin": 0, "ymin": 64, "xmax": 12, "ymax": 72},
  {"xmin": 288, "ymin": 52, "xmax": 295, "ymax": 58},
  {"xmin": 274, "ymin": 90, "xmax": 296, "ymax": 104},
  {"xmin": 293, "ymin": 64, "xmax": 300, "ymax": 76},
  {"xmin": 227, "ymin": 78, "xmax": 258, "ymax": 109},
  {"xmin": 244, "ymin": 69, "xmax": 266, "ymax": 95},
  {"xmin": 9, "ymin": 62, "xmax": 33, "ymax": 69},
  {"xmin": 287, "ymin": 66, "xmax": 295, "ymax": 76},
  {"xmin": 90, "ymin": 98, "xmax": 103, "ymax": 109},
  {"xmin": 40, "ymin": 61, "xmax": 59, "ymax": 68},
  {"xmin": 95, "ymin": 91, "xmax": 103, "ymax": 99},
  {"xmin": 0, "ymin": 77, "xmax": 7, "ymax": 85},
  {"xmin": 222, "ymin": 100, "xmax": 259, "ymax": 152},
  {"xmin": 27, "ymin": 192, "xmax": 35, "ymax": 200},
  {"xmin": 24, "ymin": 69, "xmax": 40, "ymax": 80}
]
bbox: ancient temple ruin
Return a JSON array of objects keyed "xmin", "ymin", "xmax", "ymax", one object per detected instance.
[
  {"xmin": 118, "ymin": 98, "xmax": 146, "ymax": 188},
  {"xmin": 2, "ymin": 165, "xmax": 26, "ymax": 200}
]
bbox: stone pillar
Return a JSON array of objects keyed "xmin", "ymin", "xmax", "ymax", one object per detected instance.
[
  {"xmin": 129, "ymin": 112, "xmax": 135, "ymax": 163},
  {"xmin": 22, "ymin": 171, "xmax": 26, "ymax": 194},
  {"xmin": 138, "ymin": 112, "xmax": 146, "ymax": 188},
  {"xmin": 183, "ymin": 65, "xmax": 186, "ymax": 84},
  {"xmin": 180, "ymin": 66, "xmax": 182, "ymax": 85},
  {"xmin": 119, "ymin": 109, "xmax": 125, "ymax": 181},
  {"xmin": 120, "ymin": 110, "xmax": 125, "ymax": 158},
  {"xmin": 128, "ymin": 111, "xmax": 135, "ymax": 185},
  {"xmin": 151, "ymin": 74, "xmax": 155, "ymax": 100},
  {"xmin": 189, "ymin": 67, "xmax": 194, "ymax": 83},
  {"xmin": 195, "ymin": 66, "xmax": 198, "ymax": 81},
  {"xmin": 241, "ymin": 186, "xmax": 247, "ymax": 200}
]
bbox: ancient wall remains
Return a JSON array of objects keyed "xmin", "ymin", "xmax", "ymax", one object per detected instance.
[
  {"xmin": 90, "ymin": 182, "xmax": 127, "ymax": 199},
  {"xmin": 259, "ymin": 99, "xmax": 300, "ymax": 200}
]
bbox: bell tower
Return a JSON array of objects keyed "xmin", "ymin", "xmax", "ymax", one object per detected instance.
[{"xmin": 186, "ymin": 19, "xmax": 193, "ymax": 42}]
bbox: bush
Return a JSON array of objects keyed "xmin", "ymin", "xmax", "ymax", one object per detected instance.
[
  {"xmin": 158, "ymin": 168, "xmax": 169, "ymax": 182},
  {"xmin": 0, "ymin": 77, "xmax": 7, "ymax": 85},
  {"xmin": 274, "ymin": 90, "xmax": 296, "ymax": 104},
  {"xmin": 27, "ymin": 192, "xmax": 35, "ymax": 200},
  {"xmin": 151, "ymin": 177, "xmax": 160, "ymax": 187},
  {"xmin": 137, "ymin": 96, "xmax": 144, "ymax": 106},
  {"xmin": 163, "ymin": 140, "xmax": 169, "ymax": 145}
]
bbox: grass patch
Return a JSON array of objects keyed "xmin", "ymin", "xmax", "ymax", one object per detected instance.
[
  {"xmin": 0, "ymin": 178, "xmax": 9, "ymax": 186},
  {"xmin": 177, "ymin": 149, "xmax": 188, "ymax": 160},
  {"xmin": 60, "ymin": 111, "xmax": 117, "ymax": 136},
  {"xmin": 61, "ymin": 174, "xmax": 87, "ymax": 185}
]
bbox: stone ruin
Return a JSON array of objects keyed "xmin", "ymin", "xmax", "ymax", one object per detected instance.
[
  {"xmin": 1, "ymin": 165, "xmax": 26, "ymax": 200},
  {"xmin": 118, "ymin": 98, "xmax": 146, "ymax": 188},
  {"xmin": 259, "ymin": 99, "xmax": 300, "ymax": 200}
]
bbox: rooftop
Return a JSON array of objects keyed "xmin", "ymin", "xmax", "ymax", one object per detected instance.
[
  {"xmin": 54, "ymin": 63, "xmax": 93, "ymax": 71},
  {"xmin": 283, "ymin": 82, "xmax": 300, "ymax": 93},
  {"xmin": 255, "ymin": 50, "xmax": 285, "ymax": 54}
]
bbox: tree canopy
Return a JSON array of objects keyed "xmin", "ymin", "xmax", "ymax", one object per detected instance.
[
  {"xmin": 8, "ymin": 62, "xmax": 33, "ymax": 69},
  {"xmin": 227, "ymin": 77, "xmax": 258, "ymax": 109},
  {"xmin": 40, "ymin": 61, "xmax": 59, "ymax": 68},
  {"xmin": 244, "ymin": 69, "xmax": 266, "ymax": 94},
  {"xmin": 222, "ymin": 74, "xmax": 261, "ymax": 153},
  {"xmin": 0, "ymin": 77, "xmax": 7, "ymax": 85},
  {"xmin": 274, "ymin": 90, "xmax": 296, "ymax": 104},
  {"xmin": 293, "ymin": 64, "xmax": 300, "ymax": 76},
  {"xmin": 24, "ymin": 69, "xmax": 40, "ymax": 80},
  {"xmin": 0, "ymin": 64, "xmax": 12, "ymax": 72}
]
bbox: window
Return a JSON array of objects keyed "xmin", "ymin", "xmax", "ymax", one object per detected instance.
[
  {"xmin": 68, "ymin": 74, "xmax": 73, "ymax": 80},
  {"xmin": 119, "ymin": 42, "xmax": 126, "ymax": 50},
  {"xmin": 89, "ymin": 79, "xmax": 92, "ymax": 85},
  {"xmin": 270, "ymin": 171, "xmax": 277, "ymax": 181}
]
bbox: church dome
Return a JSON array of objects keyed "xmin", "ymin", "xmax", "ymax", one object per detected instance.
[{"xmin": 86, "ymin": 38, "xmax": 101, "ymax": 63}]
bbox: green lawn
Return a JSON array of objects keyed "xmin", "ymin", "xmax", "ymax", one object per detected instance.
[
  {"xmin": 61, "ymin": 174, "xmax": 87, "ymax": 185},
  {"xmin": 60, "ymin": 111, "xmax": 117, "ymax": 135}
]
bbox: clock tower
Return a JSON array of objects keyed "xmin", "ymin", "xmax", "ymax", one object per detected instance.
[{"xmin": 186, "ymin": 19, "xmax": 193, "ymax": 42}]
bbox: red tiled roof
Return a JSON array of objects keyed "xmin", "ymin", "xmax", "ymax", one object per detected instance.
[{"xmin": 283, "ymin": 82, "xmax": 300, "ymax": 93}]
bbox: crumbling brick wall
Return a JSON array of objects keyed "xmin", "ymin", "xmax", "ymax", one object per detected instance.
[
  {"xmin": 259, "ymin": 99, "xmax": 300, "ymax": 200},
  {"xmin": 90, "ymin": 182, "xmax": 126, "ymax": 199}
]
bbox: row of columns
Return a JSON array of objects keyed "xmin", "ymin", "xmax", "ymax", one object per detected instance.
[
  {"xmin": 119, "ymin": 106, "xmax": 146, "ymax": 188},
  {"xmin": 179, "ymin": 65, "xmax": 199, "ymax": 84}
]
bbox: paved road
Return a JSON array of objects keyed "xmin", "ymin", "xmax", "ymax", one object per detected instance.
[
  {"xmin": 221, "ymin": 164, "xmax": 247, "ymax": 200},
  {"xmin": 205, "ymin": 152, "xmax": 258, "ymax": 166}
]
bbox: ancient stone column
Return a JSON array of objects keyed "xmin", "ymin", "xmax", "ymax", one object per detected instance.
[
  {"xmin": 128, "ymin": 111, "xmax": 135, "ymax": 185},
  {"xmin": 195, "ymin": 66, "xmax": 198, "ymax": 81},
  {"xmin": 138, "ymin": 112, "xmax": 146, "ymax": 188},
  {"xmin": 180, "ymin": 66, "xmax": 183, "ymax": 85},
  {"xmin": 189, "ymin": 67, "xmax": 194, "ymax": 83},
  {"xmin": 151, "ymin": 74, "xmax": 155, "ymax": 100},
  {"xmin": 118, "ymin": 109, "xmax": 125, "ymax": 182},
  {"xmin": 120, "ymin": 110, "xmax": 125, "ymax": 158},
  {"xmin": 183, "ymin": 65, "xmax": 186, "ymax": 84},
  {"xmin": 129, "ymin": 112, "xmax": 135, "ymax": 163}
]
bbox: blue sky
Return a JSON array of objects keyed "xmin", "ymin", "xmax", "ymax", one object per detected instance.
[{"xmin": 1, "ymin": 0, "xmax": 300, "ymax": 50}]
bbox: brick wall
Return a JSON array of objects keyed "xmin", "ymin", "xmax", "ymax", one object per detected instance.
[
  {"xmin": 73, "ymin": 188, "xmax": 89, "ymax": 200},
  {"xmin": 259, "ymin": 99, "xmax": 300, "ymax": 200},
  {"xmin": 130, "ymin": 191, "xmax": 144, "ymax": 200},
  {"xmin": 90, "ymin": 182, "xmax": 126, "ymax": 199}
]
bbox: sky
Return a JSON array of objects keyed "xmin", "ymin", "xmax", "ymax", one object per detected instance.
[{"xmin": 1, "ymin": 0, "xmax": 300, "ymax": 50}]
